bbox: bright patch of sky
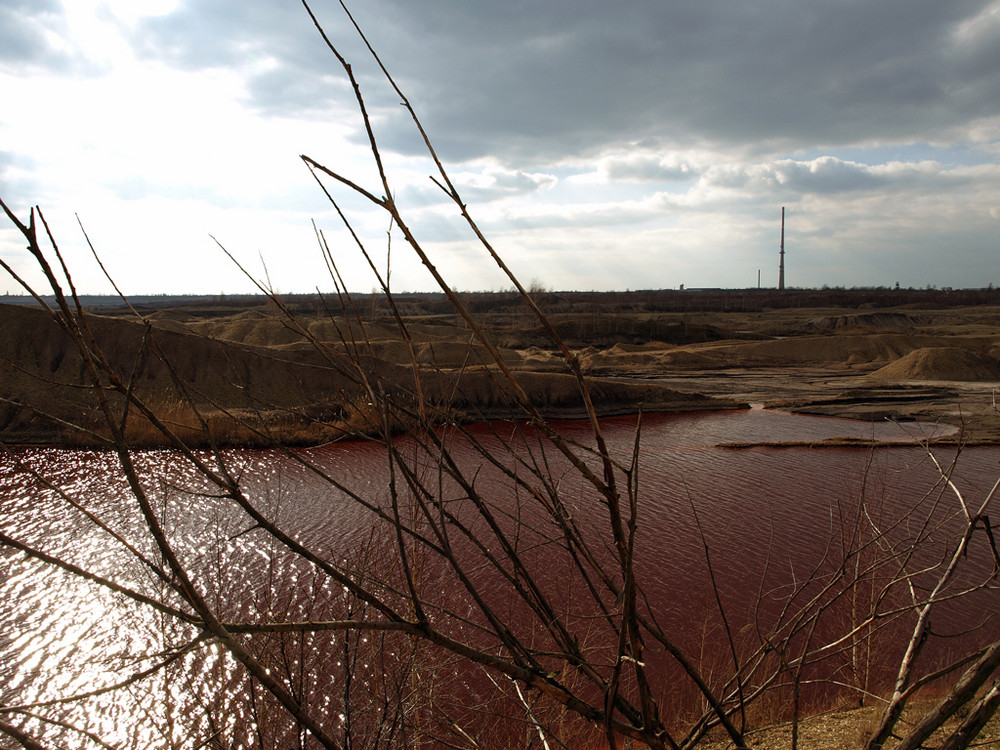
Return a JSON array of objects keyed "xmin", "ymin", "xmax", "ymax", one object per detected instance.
[{"xmin": 2, "ymin": 0, "xmax": 999, "ymax": 294}]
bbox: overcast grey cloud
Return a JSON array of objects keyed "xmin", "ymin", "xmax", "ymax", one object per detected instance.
[
  {"xmin": 320, "ymin": 0, "xmax": 1000, "ymax": 160},
  {"xmin": 0, "ymin": 0, "xmax": 998, "ymax": 294},
  {"xmin": 129, "ymin": 0, "xmax": 1000, "ymax": 160},
  {"xmin": 0, "ymin": 0, "xmax": 73, "ymax": 70}
]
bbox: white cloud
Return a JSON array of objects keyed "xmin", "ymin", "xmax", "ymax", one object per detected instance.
[
  {"xmin": 600, "ymin": 152, "xmax": 699, "ymax": 183},
  {"xmin": 951, "ymin": 0, "xmax": 1000, "ymax": 48},
  {"xmin": 2, "ymin": 0, "xmax": 1000, "ymax": 294}
]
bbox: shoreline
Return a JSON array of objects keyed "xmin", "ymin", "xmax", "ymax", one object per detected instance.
[{"xmin": 3, "ymin": 398, "xmax": 991, "ymax": 450}]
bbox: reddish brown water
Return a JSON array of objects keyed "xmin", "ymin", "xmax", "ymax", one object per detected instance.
[{"xmin": 2, "ymin": 408, "xmax": 997, "ymax": 748}]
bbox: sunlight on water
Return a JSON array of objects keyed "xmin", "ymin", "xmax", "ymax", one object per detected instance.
[{"xmin": 0, "ymin": 449, "xmax": 273, "ymax": 748}]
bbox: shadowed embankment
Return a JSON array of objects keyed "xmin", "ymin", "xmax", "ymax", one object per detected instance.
[
  {"xmin": 0, "ymin": 304, "xmax": 737, "ymax": 447},
  {"xmin": 6, "ymin": 298, "xmax": 1000, "ymax": 447}
]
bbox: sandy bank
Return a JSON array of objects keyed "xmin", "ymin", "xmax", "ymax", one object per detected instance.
[{"xmin": 3, "ymin": 299, "xmax": 999, "ymax": 447}]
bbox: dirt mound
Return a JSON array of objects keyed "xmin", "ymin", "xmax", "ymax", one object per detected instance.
[
  {"xmin": 579, "ymin": 349, "xmax": 660, "ymax": 370},
  {"xmin": 577, "ymin": 334, "xmax": 924, "ymax": 372},
  {"xmin": 808, "ymin": 312, "xmax": 925, "ymax": 331},
  {"xmin": 0, "ymin": 304, "xmax": 367, "ymax": 444},
  {"xmin": 183, "ymin": 314, "xmax": 472, "ymax": 354},
  {"xmin": 431, "ymin": 369, "xmax": 739, "ymax": 419},
  {"xmin": 682, "ymin": 334, "xmax": 949, "ymax": 369},
  {"xmin": 0, "ymin": 304, "xmax": 737, "ymax": 445},
  {"xmin": 869, "ymin": 347, "xmax": 1000, "ymax": 381},
  {"xmin": 517, "ymin": 347, "xmax": 563, "ymax": 371},
  {"xmin": 659, "ymin": 350, "xmax": 727, "ymax": 368},
  {"xmin": 579, "ymin": 345, "xmax": 725, "ymax": 372},
  {"xmin": 610, "ymin": 342, "xmax": 675, "ymax": 353}
]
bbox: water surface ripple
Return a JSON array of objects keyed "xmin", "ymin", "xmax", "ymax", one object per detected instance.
[{"xmin": 1, "ymin": 409, "xmax": 995, "ymax": 747}]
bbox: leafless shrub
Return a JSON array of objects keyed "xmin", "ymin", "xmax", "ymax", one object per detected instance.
[{"xmin": 2, "ymin": 2, "xmax": 1000, "ymax": 749}]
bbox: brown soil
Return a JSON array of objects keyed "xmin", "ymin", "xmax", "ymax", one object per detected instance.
[
  {"xmin": 869, "ymin": 346, "xmax": 1000, "ymax": 381},
  {"xmin": 0, "ymin": 303, "xmax": 737, "ymax": 446},
  {"xmin": 3, "ymin": 297, "xmax": 1000, "ymax": 446},
  {"xmin": 701, "ymin": 700, "xmax": 1000, "ymax": 750}
]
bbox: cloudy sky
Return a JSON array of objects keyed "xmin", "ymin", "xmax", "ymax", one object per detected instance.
[{"xmin": 1, "ymin": 0, "xmax": 999, "ymax": 295}]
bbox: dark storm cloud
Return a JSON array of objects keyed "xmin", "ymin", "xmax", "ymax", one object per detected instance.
[
  {"xmin": 0, "ymin": 0, "xmax": 73, "ymax": 70},
  {"xmin": 380, "ymin": 0, "xmax": 1000, "ymax": 161},
  {"xmin": 132, "ymin": 0, "xmax": 1000, "ymax": 165}
]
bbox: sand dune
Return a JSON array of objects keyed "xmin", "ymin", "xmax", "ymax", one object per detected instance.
[
  {"xmin": 0, "ymin": 303, "xmax": 734, "ymax": 446},
  {"xmin": 5, "ymin": 296, "xmax": 1000, "ymax": 445},
  {"xmin": 869, "ymin": 347, "xmax": 1000, "ymax": 382}
]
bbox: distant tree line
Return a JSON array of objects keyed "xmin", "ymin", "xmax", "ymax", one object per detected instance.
[{"xmin": 5, "ymin": 286, "xmax": 998, "ymax": 320}]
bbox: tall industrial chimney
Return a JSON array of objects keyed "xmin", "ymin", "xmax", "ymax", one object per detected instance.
[{"xmin": 778, "ymin": 206, "xmax": 785, "ymax": 291}]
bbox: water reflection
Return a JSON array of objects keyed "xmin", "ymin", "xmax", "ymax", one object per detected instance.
[{"xmin": 0, "ymin": 409, "xmax": 993, "ymax": 747}]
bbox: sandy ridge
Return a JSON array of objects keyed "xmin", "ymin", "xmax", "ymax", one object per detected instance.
[{"xmin": 3, "ymin": 299, "xmax": 1000, "ymax": 446}]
